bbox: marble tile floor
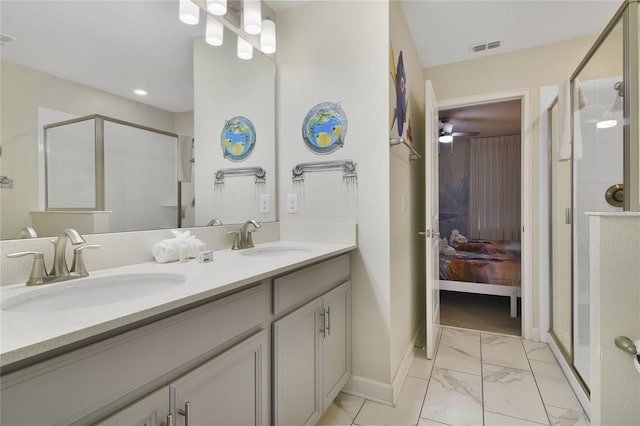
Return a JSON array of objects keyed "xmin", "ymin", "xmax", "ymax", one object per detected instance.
[{"xmin": 317, "ymin": 327, "xmax": 589, "ymax": 426}]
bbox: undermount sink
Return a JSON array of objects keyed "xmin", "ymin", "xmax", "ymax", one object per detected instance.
[
  {"xmin": 2, "ymin": 273, "xmax": 187, "ymax": 313},
  {"xmin": 238, "ymin": 246, "xmax": 313, "ymax": 257}
]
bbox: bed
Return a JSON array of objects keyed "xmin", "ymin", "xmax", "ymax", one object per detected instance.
[{"xmin": 439, "ymin": 238, "xmax": 521, "ymax": 318}]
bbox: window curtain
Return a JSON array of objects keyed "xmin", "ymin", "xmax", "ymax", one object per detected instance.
[{"xmin": 468, "ymin": 135, "xmax": 521, "ymax": 241}]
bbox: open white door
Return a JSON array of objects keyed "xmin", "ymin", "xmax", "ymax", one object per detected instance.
[{"xmin": 425, "ymin": 80, "xmax": 441, "ymax": 359}]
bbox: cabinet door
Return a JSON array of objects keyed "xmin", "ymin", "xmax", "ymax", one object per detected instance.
[
  {"xmin": 322, "ymin": 281, "xmax": 351, "ymax": 409},
  {"xmin": 273, "ymin": 298, "xmax": 323, "ymax": 426},
  {"xmin": 170, "ymin": 331, "xmax": 268, "ymax": 426},
  {"xmin": 95, "ymin": 387, "xmax": 168, "ymax": 426}
]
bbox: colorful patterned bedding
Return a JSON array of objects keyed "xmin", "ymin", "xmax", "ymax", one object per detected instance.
[{"xmin": 439, "ymin": 239, "xmax": 521, "ymax": 287}]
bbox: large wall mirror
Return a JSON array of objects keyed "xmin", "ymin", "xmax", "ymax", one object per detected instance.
[{"xmin": 0, "ymin": 0, "xmax": 276, "ymax": 240}]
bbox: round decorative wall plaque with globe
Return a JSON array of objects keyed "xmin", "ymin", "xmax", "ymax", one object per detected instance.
[
  {"xmin": 302, "ymin": 102, "xmax": 347, "ymax": 154},
  {"xmin": 220, "ymin": 116, "xmax": 256, "ymax": 161}
]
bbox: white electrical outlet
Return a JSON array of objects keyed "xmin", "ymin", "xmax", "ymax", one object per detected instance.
[
  {"xmin": 287, "ymin": 193, "xmax": 298, "ymax": 213},
  {"xmin": 259, "ymin": 194, "xmax": 270, "ymax": 213}
]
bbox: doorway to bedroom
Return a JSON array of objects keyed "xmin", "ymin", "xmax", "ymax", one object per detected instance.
[{"xmin": 437, "ymin": 99, "xmax": 522, "ymax": 336}]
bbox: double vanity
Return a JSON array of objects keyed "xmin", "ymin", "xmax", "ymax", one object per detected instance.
[{"xmin": 1, "ymin": 239, "xmax": 356, "ymax": 425}]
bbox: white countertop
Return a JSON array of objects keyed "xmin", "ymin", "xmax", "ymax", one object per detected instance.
[{"xmin": 0, "ymin": 241, "xmax": 356, "ymax": 369}]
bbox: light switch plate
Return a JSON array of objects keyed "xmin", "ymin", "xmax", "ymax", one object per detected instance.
[
  {"xmin": 287, "ymin": 193, "xmax": 298, "ymax": 213},
  {"xmin": 259, "ymin": 194, "xmax": 270, "ymax": 213}
]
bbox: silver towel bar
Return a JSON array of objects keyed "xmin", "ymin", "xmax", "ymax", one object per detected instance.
[{"xmin": 389, "ymin": 137, "xmax": 422, "ymax": 160}]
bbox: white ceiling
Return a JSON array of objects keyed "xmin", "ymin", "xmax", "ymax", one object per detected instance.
[
  {"xmin": 0, "ymin": 1, "xmax": 625, "ymax": 113},
  {"xmin": 400, "ymin": 0, "xmax": 624, "ymax": 68},
  {"xmin": 1, "ymin": 1, "xmax": 201, "ymax": 113}
]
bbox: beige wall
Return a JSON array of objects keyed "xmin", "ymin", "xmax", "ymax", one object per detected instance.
[
  {"xmin": 389, "ymin": 0, "xmax": 426, "ymax": 384},
  {"xmin": 424, "ymin": 35, "xmax": 598, "ymax": 332},
  {"xmin": 0, "ymin": 61, "xmax": 177, "ymax": 239}
]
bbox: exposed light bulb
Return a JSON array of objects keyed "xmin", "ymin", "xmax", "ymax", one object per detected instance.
[
  {"xmin": 179, "ymin": 0, "xmax": 200, "ymax": 25},
  {"xmin": 206, "ymin": 15, "xmax": 224, "ymax": 46},
  {"xmin": 260, "ymin": 18, "xmax": 276, "ymax": 54},
  {"xmin": 237, "ymin": 36, "xmax": 253, "ymax": 60},
  {"xmin": 439, "ymin": 134, "xmax": 453, "ymax": 143},
  {"xmin": 243, "ymin": 0, "xmax": 262, "ymax": 35},
  {"xmin": 207, "ymin": 0, "xmax": 227, "ymax": 16}
]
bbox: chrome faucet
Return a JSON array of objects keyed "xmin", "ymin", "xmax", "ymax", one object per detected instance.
[
  {"xmin": 50, "ymin": 229, "xmax": 86, "ymax": 277},
  {"xmin": 241, "ymin": 220, "xmax": 261, "ymax": 249},
  {"xmin": 207, "ymin": 218, "xmax": 223, "ymax": 226}
]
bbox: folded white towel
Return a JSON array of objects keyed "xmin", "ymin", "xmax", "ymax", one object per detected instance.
[
  {"xmin": 558, "ymin": 79, "xmax": 572, "ymax": 161},
  {"xmin": 152, "ymin": 239, "xmax": 181, "ymax": 263},
  {"xmin": 152, "ymin": 230, "xmax": 206, "ymax": 263},
  {"xmin": 558, "ymin": 79, "xmax": 587, "ymax": 161}
]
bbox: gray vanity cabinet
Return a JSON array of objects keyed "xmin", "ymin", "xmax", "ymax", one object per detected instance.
[
  {"xmin": 321, "ymin": 283, "xmax": 351, "ymax": 410},
  {"xmin": 272, "ymin": 254, "xmax": 351, "ymax": 426},
  {"xmin": 169, "ymin": 331, "xmax": 268, "ymax": 426},
  {"xmin": 94, "ymin": 387, "xmax": 167, "ymax": 426},
  {"xmin": 273, "ymin": 297, "xmax": 324, "ymax": 425},
  {"xmin": 0, "ymin": 252, "xmax": 353, "ymax": 426},
  {"xmin": 1, "ymin": 284, "xmax": 267, "ymax": 426},
  {"xmin": 98, "ymin": 331, "xmax": 268, "ymax": 426}
]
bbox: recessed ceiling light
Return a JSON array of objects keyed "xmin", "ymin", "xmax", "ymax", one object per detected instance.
[{"xmin": 134, "ymin": 89, "xmax": 148, "ymax": 96}]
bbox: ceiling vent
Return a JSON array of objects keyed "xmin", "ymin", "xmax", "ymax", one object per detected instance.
[
  {"xmin": 0, "ymin": 33, "xmax": 15, "ymax": 45},
  {"xmin": 470, "ymin": 40, "xmax": 502, "ymax": 53}
]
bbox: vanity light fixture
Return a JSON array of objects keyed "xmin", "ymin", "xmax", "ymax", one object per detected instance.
[
  {"xmin": 206, "ymin": 15, "xmax": 224, "ymax": 46},
  {"xmin": 179, "ymin": 0, "xmax": 200, "ymax": 25},
  {"xmin": 207, "ymin": 0, "xmax": 227, "ymax": 16},
  {"xmin": 237, "ymin": 36, "xmax": 253, "ymax": 60},
  {"xmin": 260, "ymin": 18, "xmax": 276, "ymax": 54},
  {"xmin": 243, "ymin": 0, "xmax": 262, "ymax": 35},
  {"xmin": 133, "ymin": 89, "xmax": 148, "ymax": 96}
]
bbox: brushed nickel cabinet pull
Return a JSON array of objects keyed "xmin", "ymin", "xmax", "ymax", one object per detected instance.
[{"xmin": 178, "ymin": 401, "xmax": 191, "ymax": 426}]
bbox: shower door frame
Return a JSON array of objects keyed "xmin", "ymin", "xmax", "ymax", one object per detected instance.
[
  {"xmin": 546, "ymin": 0, "xmax": 640, "ymax": 413},
  {"xmin": 569, "ymin": 0, "xmax": 640, "ymax": 213},
  {"xmin": 44, "ymin": 114, "xmax": 182, "ymax": 227}
]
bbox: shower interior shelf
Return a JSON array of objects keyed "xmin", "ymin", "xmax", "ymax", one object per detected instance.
[{"xmin": 389, "ymin": 137, "xmax": 422, "ymax": 160}]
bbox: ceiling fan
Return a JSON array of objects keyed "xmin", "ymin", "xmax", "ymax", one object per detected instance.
[{"xmin": 438, "ymin": 119, "xmax": 479, "ymax": 143}]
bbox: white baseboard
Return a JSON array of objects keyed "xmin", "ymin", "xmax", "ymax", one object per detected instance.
[
  {"xmin": 344, "ymin": 322, "xmax": 426, "ymax": 406},
  {"xmin": 390, "ymin": 322, "xmax": 425, "ymax": 404},
  {"xmin": 342, "ymin": 375, "xmax": 394, "ymax": 406}
]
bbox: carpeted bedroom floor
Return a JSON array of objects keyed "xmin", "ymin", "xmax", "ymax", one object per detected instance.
[{"xmin": 440, "ymin": 290, "xmax": 521, "ymax": 336}]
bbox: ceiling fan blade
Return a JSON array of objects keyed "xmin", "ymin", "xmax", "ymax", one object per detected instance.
[{"xmin": 451, "ymin": 131, "xmax": 479, "ymax": 137}]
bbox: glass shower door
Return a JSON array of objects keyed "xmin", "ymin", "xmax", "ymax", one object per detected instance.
[
  {"xmin": 548, "ymin": 101, "xmax": 572, "ymax": 359},
  {"xmin": 571, "ymin": 18, "xmax": 625, "ymax": 387}
]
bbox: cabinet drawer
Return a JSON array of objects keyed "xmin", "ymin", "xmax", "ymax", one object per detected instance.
[
  {"xmin": 1, "ymin": 284, "xmax": 266, "ymax": 426},
  {"xmin": 273, "ymin": 254, "xmax": 350, "ymax": 315}
]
